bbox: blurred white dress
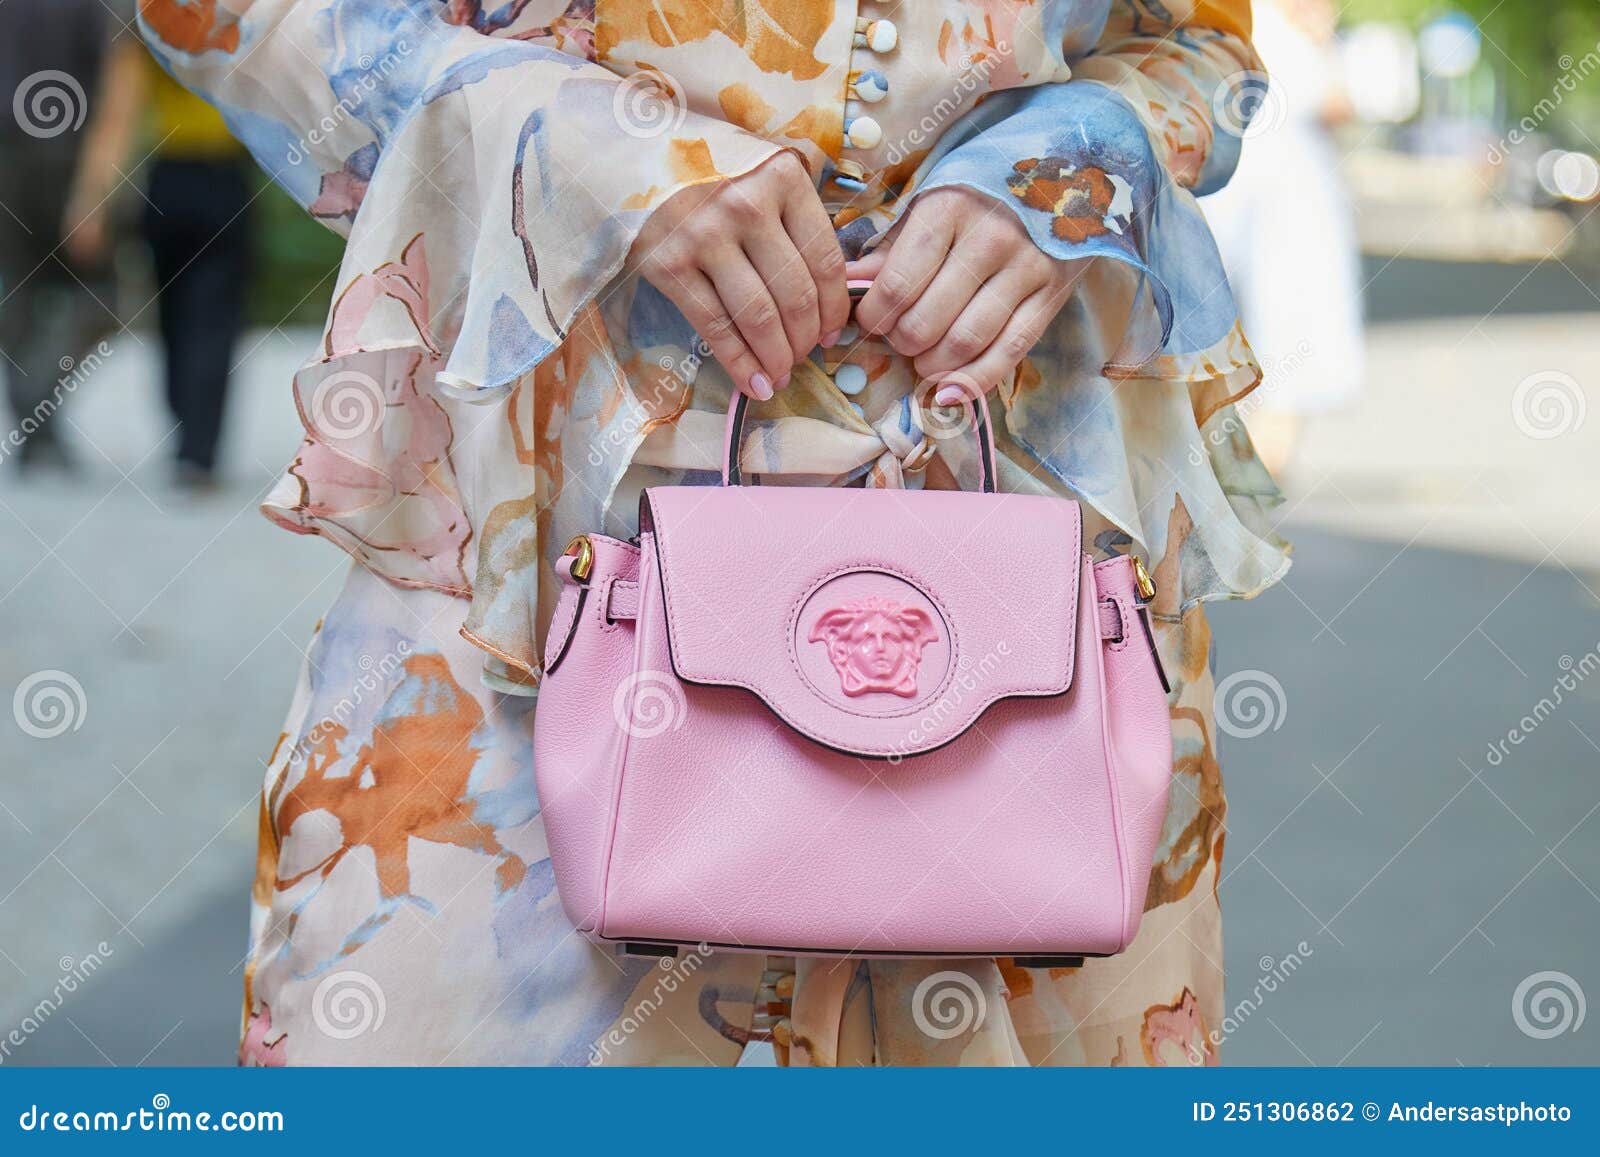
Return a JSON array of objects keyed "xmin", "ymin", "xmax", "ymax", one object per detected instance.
[{"xmin": 1204, "ymin": 0, "xmax": 1365, "ymax": 415}]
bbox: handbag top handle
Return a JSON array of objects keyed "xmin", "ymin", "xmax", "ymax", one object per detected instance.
[{"xmin": 721, "ymin": 281, "xmax": 999, "ymax": 493}]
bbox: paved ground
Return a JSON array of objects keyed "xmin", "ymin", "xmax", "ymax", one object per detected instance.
[{"xmin": 2, "ymin": 310, "xmax": 1596, "ymax": 1067}]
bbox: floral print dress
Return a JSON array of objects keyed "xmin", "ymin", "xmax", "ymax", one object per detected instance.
[{"xmin": 140, "ymin": 0, "xmax": 1288, "ymax": 1066}]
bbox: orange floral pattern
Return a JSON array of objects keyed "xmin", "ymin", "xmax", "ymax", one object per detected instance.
[
  {"xmin": 138, "ymin": 0, "xmax": 238, "ymax": 54},
  {"xmin": 1009, "ymin": 157, "xmax": 1121, "ymax": 243}
]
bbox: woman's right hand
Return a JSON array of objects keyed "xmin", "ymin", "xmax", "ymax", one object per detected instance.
[{"xmin": 628, "ymin": 152, "xmax": 849, "ymax": 399}]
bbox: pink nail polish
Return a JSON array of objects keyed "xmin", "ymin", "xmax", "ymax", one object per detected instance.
[
  {"xmin": 776, "ymin": 373, "xmax": 791, "ymax": 390},
  {"xmin": 749, "ymin": 373, "xmax": 773, "ymax": 400},
  {"xmin": 934, "ymin": 386, "xmax": 964, "ymax": 407},
  {"xmin": 822, "ymin": 330, "xmax": 843, "ymax": 348}
]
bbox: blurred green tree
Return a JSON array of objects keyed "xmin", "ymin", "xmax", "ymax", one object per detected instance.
[
  {"xmin": 248, "ymin": 179, "xmax": 345, "ymax": 327},
  {"xmin": 1342, "ymin": 0, "xmax": 1600, "ymax": 133}
]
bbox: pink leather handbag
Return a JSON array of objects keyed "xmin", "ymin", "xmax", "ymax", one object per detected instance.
[{"xmin": 533, "ymin": 375, "xmax": 1173, "ymax": 967}]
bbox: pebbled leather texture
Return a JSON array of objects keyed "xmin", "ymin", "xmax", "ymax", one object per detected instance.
[
  {"xmin": 641, "ymin": 486, "xmax": 1080, "ymax": 758},
  {"xmin": 532, "ymin": 490, "xmax": 1173, "ymax": 958},
  {"xmin": 531, "ymin": 534, "xmax": 640, "ymax": 933}
]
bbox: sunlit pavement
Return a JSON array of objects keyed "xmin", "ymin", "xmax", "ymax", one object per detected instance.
[
  {"xmin": 1211, "ymin": 309, "xmax": 1600, "ymax": 1065},
  {"xmin": 2, "ymin": 314, "xmax": 1596, "ymax": 1066}
]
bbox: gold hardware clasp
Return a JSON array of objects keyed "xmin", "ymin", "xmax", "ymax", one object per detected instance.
[
  {"xmin": 1132, "ymin": 556, "xmax": 1156, "ymax": 602},
  {"xmin": 562, "ymin": 534, "xmax": 594, "ymax": 582}
]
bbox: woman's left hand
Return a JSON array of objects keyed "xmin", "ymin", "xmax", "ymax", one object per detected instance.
[{"xmin": 848, "ymin": 186, "xmax": 1089, "ymax": 404}]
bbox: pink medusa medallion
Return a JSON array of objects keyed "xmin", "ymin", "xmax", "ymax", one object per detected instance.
[{"xmin": 808, "ymin": 596, "xmax": 942, "ymax": 698}]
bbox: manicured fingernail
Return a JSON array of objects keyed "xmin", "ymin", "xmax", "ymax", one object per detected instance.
[
  {"xmin": 934, "ymin": 385, "xmax": 965, "ymax": 407},
  {"xmin": 776, "ymin": 372, "xmax": 791, "ymax": 390},
  {"xmin": 749, "ymin": 373, "xmax": 773, "ymax": 400},
  {"xmin": 822, "ymin": 329, "xmax": 843, "ymax": 348}
]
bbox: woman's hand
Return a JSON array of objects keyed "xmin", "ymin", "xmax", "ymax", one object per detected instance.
[
  {"xmin": 849, "ymin": 186, "xmax": 1089, "ymax": 404},
  {"xmin": 628, "ymin": 152, "xmax": 849, "ymax": 399}
]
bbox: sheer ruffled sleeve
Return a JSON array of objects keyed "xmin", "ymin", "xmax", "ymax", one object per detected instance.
[
  {"xmin": 880, "ymin": 0, "xmax": 1262, "ymax": 374},
  {"xmin": 876, "ymin": 0, "xmax": 1289, "ymax": 615},
  {"xmin": 138, "ymin": 0, "xmax": 783, "ymax": 597}
]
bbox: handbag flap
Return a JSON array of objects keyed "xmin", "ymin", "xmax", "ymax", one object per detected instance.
[{"xmin": 639, "ymin": 485, "xmax": 1082, "ymax": 759}]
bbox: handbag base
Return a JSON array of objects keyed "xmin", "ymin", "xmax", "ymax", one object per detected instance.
[
  {"xmin": 618, "ymin": 943, "xmax": 1085, "ymax": 969},
  {"xmin": 621, "ymin": 942, "xmax": 683, "ymax": 959}
]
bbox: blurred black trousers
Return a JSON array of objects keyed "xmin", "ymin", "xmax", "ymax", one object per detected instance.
[
  {"xmin": 0, "ymin": 140, "xmax": 114, "ymax": 459},
  {"xmin": 143, "ymin": 158, "xmax": 252, "ymax": 472}
]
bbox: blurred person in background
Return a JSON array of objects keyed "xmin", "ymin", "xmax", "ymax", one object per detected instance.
[
  {"xmin": 0, "ymin": 0, "xmax": 132, "ymax": 475},
  {"xmin": 136, "ymin": 44, "xmax": 253, "ymax": 491},
  {"xmin": 1204, "ymin": 0, "xmax": 1366, "ymax": 478},
  {"xmin": 3, "ymin": 6, "xmax": 252, "ymax": 490}
]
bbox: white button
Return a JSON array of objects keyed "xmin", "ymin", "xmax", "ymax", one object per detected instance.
[
  {"xmin": 844, "ymin": 115, "xmax": 882, "ymax": 149},
  {"xmin": 849, "ymin": 402, "xmax": 865, "ymax": 419},
  {"xmin": 853, "ymin": 70, "xmax": 888, "ymax": 103},
  {"xmin": 837, "ymin": 325, "xmax": 859, "ymax": 345},
  {"xmin": 864, "ymin": 19, "xmax": 898, "ymax": 53},
  {"xmin": 834, "ymin": 364, "xmax": 869, "ymax": 395}
]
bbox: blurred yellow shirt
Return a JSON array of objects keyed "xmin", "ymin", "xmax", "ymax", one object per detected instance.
[{"xmin": 146, "ymin": 56, "xmax": 242, "ymax": 160}]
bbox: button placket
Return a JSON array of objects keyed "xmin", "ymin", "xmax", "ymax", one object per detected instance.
[
  {"xmin": 853, "ymin": 15, "xmax": 898, "ymax": 53},
  {"xmin": 842, "ymin": 113, "xmax": 882, "ymax": 150},
  {"xmin": 822, "ymin": 5, "xmax": 901, "ymax": 405},
  {"xmin": 847, "ymin": 68, "xmax": 887, "ymax": 103},
  {"xmin": 843, "ymin": 13, "xmax": 895, "ymax": 155},
  {"xmin": 832, "ymin": 364, "xmax": 869, "ymax": 396}
]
